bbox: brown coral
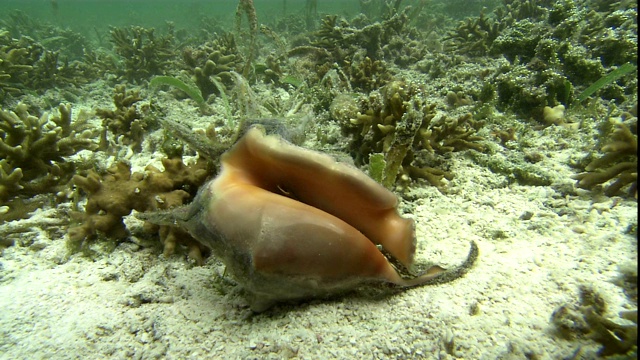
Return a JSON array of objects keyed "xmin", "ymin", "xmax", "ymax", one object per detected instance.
[
  {"xmin": 343, "ymin": 80, "xmax": 484, "ymax": 190},
  {"xmin": 444, "ymin": 10, "xmax": 505, "ymax": 57},
  {"xmin": 96, "ymin": 85, "xmax": 151, "ymax": 151},
  {"xmin": 573, "ymin": 117, "xmax": 637, "ymax": 197},
  {"xmin": 109, "ymin": 25, "xmax": 175, "ymax": 83},
  {"xmin": 349, "ymin": 55, "xmax": 391, "ymax": 92},
  {"xmin": 0, "ymin": 102, "xmax": 98, "ymax": 202},
  {"xmin": 69, "ymin": 158, "xmax": 211, "ymax": 263},
  {"xmin": 0, "ymin": 29, "xmax": 35, "ymax": 100},
  {"xmin": 551, "ymin": 286, "xmax": 637, "ymax": 357},
  {"xmin": 0, "ymin": 28, "xmax": 91, "ymax": 99},
  {"xmin": 182, "ymin": 33, "xmax": 243, "ymax": 100}
]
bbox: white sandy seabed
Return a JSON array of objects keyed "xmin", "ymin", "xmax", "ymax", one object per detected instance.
[{"xmin": 0, "ymin": 109, "xmax": 637, "ymax": 360}]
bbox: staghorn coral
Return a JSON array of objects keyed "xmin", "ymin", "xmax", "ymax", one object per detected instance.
[
  {"xmin": 289, "ymin": 8, "xmax": 423, "ymax": 86},
  {"xmin": 444, "ymin": 0, "xmax": 636, "ymax": 117},
  {"xmin": 257, "ymin": 53, "xmax": 286, "ymax": 86},
  {"xmin": 109, "ymin": 25, "xmax": 175, "ymax": 83},
  {"xmin": 79, "ymin": 48, "xmax": 119, "ymax": 81},
  {"xmin": 312, "ymin": 10, "xmax": 411, "ymax": 62},
  {"xmin": 0, "ymin": 103, "xmax": 98, "ymax": 202},
  {"xmin": 28, "ymin": 48, "xmax": 91, "ymax": 90},
  {"xmin": 339, "ymin": 80, "xmax": 484, "ymax": 190},
  {"xmin": 490, "ymin": 19, "xmax": 542, "ymax": 63},
  {"xmin": 0, "ymin": 28, "xmax": 92, "ymax": 102},
  {"xmin": 494, "ymin": 62, "xmax": 572, "ymax": 121},
  {"xmin": 0, "ymin": 159, "xmax": 22, "ymax": 202},
  {"xmin": 573, "ymin": 114, "xmax": 637, "ymax": 197},
  {"xmin": 311, "ymin": 15, "xmax": 350, "ymax": 56},
  {"xmin": 182, "ymin": 32, "xmax": 243, "ymax": 101},
  {"xmin": 96, "ymin": 85, "xmax": 153, "ymax": 151},
  {"xmin": 445, "ymin": 9, "xmax": 506, "ymax": 57},
  {"xmin": 579, "ymin": 5, "xmax": 637, "ymax": 67},
  {"xmin": 349, "ymin": 55, "xmax": 391, "ymax": 93},
  {"xmin": 1, "ymin": 9, "xmax": 91, "ymax": 61},
  {"xmin": 451, "ymin": 0, "xmax": 546, "ymax": 39},
  {"xmin": 68, "ymin": 158, "xmax": 212, "ymax": 263},
  {"xmin": 0, "ymin": 29, "xmax": 37, "ymax": 101}
]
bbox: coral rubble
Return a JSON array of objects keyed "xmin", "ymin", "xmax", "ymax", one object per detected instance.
[{"xmin": 552, "ymin": 286, "xmax": 637, "ymax": 357}]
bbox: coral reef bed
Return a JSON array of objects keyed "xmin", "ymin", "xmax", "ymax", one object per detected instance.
[
  {"xmin": 0, "ymin": 152, "xmax": 635, "ymax": 359},
  {"xmin": 0, "ymin": 0, "xmax": 637, "ymax": 358}
]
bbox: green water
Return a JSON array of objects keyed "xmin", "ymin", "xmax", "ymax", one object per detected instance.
[
  {"xmin": 0, "ymin": 0, "xmax": 362, "ymax": 35},
  {"xmin": 0, "ymin": 0, "xmax": 498, "ymax": 35}
]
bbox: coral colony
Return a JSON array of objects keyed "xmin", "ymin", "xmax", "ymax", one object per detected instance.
[{"xmin": 0, "ymin": 0, "xmax": 636, "ymax": 355}]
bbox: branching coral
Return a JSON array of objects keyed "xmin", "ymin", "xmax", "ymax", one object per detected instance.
[
  {"xmin": 312, "ymin": 9, "xmax": 412, "ymax": 62},
  {"xmin": 573, "ymin": 115, "xmax": 638, "ymax": 197},
  {"xmin": 289, "ymin": 8, "xmax": 422, "ymax": 86},
  {"xmin": 0, "ymin": 159, "xmax": 22, "ymax": 201},
  {"xmin": 96, "ymin": 85, "xmax": 152, "ymax": 151},
  {"xmin": 0, "ymin": 29, "xmax": 35, "ymax": 100},
  {"xmin": 29, "ymin": 49, "xmax": 91, "ymax": 90},
  {"xmin": 495, "ymin": 63, "xmax": 572, "ymax": 120},
  {"xmin": 445, "ymin": 0, "xmax": 636, "ymax": 117},
  {"xmin": 109, "ymin": 25, "xmax": 175, "ymax": 83},
  {"xmin": 0, "ymin": 103, "xmax": 98, "ymax": 202},
  {"xmin": 580, "ymin": 6, "xmax": 638, "ymax": 67},
  {"xmin": 337, "ymin": 80, "xmax": 484, "ymax": 190},
  {"xmin": 445, "ymin": 10, "xmax": 506, "ymax": 56},
  {"xmin": 182, "ymin": 32, "xmax": 243, "ymax": 101},
  {"xmin": 0, "ymin": 28, "xmax": 92, "ymax": 102},
  {"xmin": 349, "ymin": 55, "xmax": 391, "ymax": 93},
  {"xmin": 456, "ymin": 0, "xmax": 546, "ymax": 40},
  {"xmin": 1, "ymin": 9, "xmax": 91, "ymax": 61},
  {"xmin": 69, "ymin": 158, "xmax": 212, "ymax": 263}
]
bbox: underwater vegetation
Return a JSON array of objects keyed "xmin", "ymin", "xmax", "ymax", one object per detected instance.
[
  {"xmin": 149, "ymin": 76, "xmax": 205, "ymax": 106},
  {"xmin": 0, "ymin": 0, "xmax": 637, "ymax": 344}
]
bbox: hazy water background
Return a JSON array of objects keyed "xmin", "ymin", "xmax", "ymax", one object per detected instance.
[
  {"xmin": 0, "ymin": 1, "xmax": 362, "ymax": 33},
  {"xmin": 0, "ymin": 0, "xmax": 500, "ymax": 37}
]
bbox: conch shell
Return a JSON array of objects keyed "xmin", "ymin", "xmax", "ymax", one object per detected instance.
[{"xmin": 140, "ymin": 125, "xmax": 477, "ymax": 311}]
